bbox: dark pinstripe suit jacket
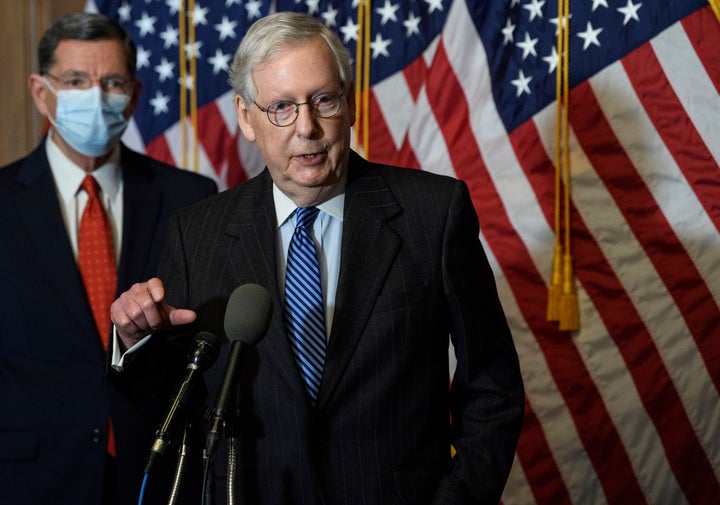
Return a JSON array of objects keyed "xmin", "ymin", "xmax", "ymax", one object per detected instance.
[
  {"xmin": 117, "ymin": 150, "xmax": 524, "ymax": 505},
  {"xmin": 0, "ymin": 142, "xmax": 217, "ymax": 505}
]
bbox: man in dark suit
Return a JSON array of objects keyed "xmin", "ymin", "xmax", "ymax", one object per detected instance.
[
  {"xmin": 111, "ymin": 11, "xmax": 524, "ymax": 505},
  {"xmin": 0, "ymin": 12, "xmax": 217, "ymax": 505}
]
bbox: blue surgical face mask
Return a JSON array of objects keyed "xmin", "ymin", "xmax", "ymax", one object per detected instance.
[{"xmin": 45, "ymin": 80, "xmax": 130, "ymax": 157}]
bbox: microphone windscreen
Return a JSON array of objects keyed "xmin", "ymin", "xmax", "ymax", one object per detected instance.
[{"xmin": 223, "ymin": 284, "xmax": 272, "ymax": 345}]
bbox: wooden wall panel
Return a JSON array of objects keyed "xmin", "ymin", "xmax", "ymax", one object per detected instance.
[{"xmin": 0, "ymin": 0, "xmax": 86, "ymax": 167}]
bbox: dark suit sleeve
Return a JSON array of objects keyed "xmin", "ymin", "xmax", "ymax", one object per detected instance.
[{"xmin": 432, "ymin": 181, "xmax": 524, "ymax": 504}]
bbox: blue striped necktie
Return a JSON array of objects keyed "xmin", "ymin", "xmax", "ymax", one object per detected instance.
[{"xmin": 284, "ymin": 207, "xmax": 327, "ymax": 403}]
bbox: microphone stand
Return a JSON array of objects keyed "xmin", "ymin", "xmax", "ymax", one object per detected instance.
[{"xmin": 166, "ymin": 420, "xmax": 191, "ymax": 505}]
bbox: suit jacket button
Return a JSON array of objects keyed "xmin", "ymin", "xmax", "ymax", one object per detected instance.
[{"xmin": 91, "ymin": 428, "xmax": 103, "ymax": 443}]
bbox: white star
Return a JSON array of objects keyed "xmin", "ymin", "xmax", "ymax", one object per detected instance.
[
  {"xmin": 149, "ymin": 90, "xmax": 171, "ymax": 116},
  {"xmin": 523, "ymin": 0, "xmax": 546, "ymax": 22},
  {"xmin": 166, "ymin": 0, "xmax": 181, "ymax": 15},
  {"xmin": 245, "ymin": 0, "xmax": 263, "ymax": 20},
  {"xmin": 592, "ymin": 0, "xmax": 609, "ymax": 11},
  {"xmin": 225, "ymin": 0, "xmax": 241, "ymax": 5},
  {"xmin": 617, "ymin": 0, "xmax": 642, "ymax": 25},
  {"xmin": 185, "ymin": 40, "xmax": 203, "ymax": 60},
  {"xmin": 510, "ymin": 0, "xmax": 521, "ymax": 7},
  {"xmin": 321, "ymin": 5, "xmax": 340, "ymax": 27},
  {"xmin": 577, "ymin": 21, "xmax": 603, "ymax": 50},
  {"xmin": 340, "ymin": 18, "xmax": 359, "ymax": 43},
  {"xmin": 516, "ymin": 31, "xmax": 539, "ymax": 60},
  {"xmin": 549, "ymin": 14, "xmax": 572, "ymax": 37},
  {"xmin": 134, "ymin": 12, "xmax": 157, "ymax": 37},
  {"xmin": 370, "ymin": 33, "xmax": 392, "ymax": 59},
  {"xmin": 118, "ymin": 2, "xmax": 132, "ymax": 22},
  {"xmin": 208, "ymin": 48, "xmax": 231, "ymax": 75},
  {"xmin": 214, "ymin": 15, "xmax": 238, "ymax": 41},
  {"xmin": 179, "ymin": 74, "xmax": 194, "ymax": 91},
  {"xmin": 191, "ymin": 5, "xmax": 209, "ymax": 26},
  {"xmin": 136, "ymin": 46, "xmax": 151, "ymax": 69},
  {"xmin": 403, "ymin": 11, "xmax": 422, "ymax": 37},
  {"xmin": 543, "ymin": 46, "xmax": 559, "ymax": 73},
  {"xmin": 306, "ymin": 0, "xmax": 321, "ymax": 15},
  {"xmin": 424, "ymin": 0, "xmax": 444, "ymax": 14},
  {"xmin": 154, "ymin": 57, "xmax": 175, "ymax": 82},
  {"xmin": 376, "ymin": 0, "xmax": 400, "ymax": 26},
  {"xmin": 159, "ymin": 26, "xmax": 179, "ymax": 49},
  {"xmin": 511, "ymin": 69, "xmax": 532, "ymax": 97},
  {"xmin": 501, "ymin": 18, "xmax": 516, "ymax": 45}
]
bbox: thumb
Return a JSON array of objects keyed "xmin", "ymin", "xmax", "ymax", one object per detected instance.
[{"xmin": 167, "ymin": 307, "xmax": 197, "ymax": 327}]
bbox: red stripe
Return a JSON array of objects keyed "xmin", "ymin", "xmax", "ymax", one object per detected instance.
[
  {"xmin": 516, "ymin": 400, "xmax": 573, "ymax": 505},
  {"xmin": 197, "ymin": 101, "xmax": 233, "ymax": 178},
  {"xmin": 427, "ymin": 40, "xmax": 647, "ymax": 504},
  {"xmin": 569, "ymin": 81, "xmax": 720, "ymax": 503},
  {"xmin": 623, "ymin": 41, "xmax": 720, "ymax": 235},
  {"xmin": 401, "ymin": 53, "xmax": 428, "ymax": 102},
  {"xmin": 366, "ymin": 90, "xmax": 420, "ymax": 169},
  {"xmin": 682, "ymin": 7, "xmax": 720, "ymax": 94},
  {"xmin": 572, "ymin": 76, "xmax": 720, "ymax": 391},
  {"xmin": 145, "ymin": 133, "xmax": 176, "ymax": 167}
]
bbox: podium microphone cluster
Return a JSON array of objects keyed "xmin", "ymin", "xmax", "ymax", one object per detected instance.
[
  {"xmin": 205, "ymin": 283, "xmax": 272, "ymax": 459},
  {"xmin": 145, "ymin": 331, "xmax": 221, "ymax": 474}
]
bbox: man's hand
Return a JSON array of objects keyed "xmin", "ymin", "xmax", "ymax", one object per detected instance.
[{"xmin": 110, "ymin": 277, "xmax": 196, "ymax": 351}]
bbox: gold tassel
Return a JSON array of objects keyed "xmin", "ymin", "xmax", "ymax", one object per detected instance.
[
  {"xmin": 559, "ymin": 252, "xmax": 579, "ymax": 331},
  {"xmin": 547, "ymin": 243, "xmax": 563, "ymax": 321}
]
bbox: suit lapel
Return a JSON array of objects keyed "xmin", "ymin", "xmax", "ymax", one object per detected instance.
[
  {"xmin": 116, "ymin": 147, "xmax": 162, "ymax": 292},
  {"xmin": 315, "ymin": 156, "xmax": 403, "ymax": 410},
  {"xmin": 221, "ymin": 172, "xmax": 310, "ymax": 399},
  {"xmin": 14, "ymin": 145, "xmax": 99, "ymax": 342}
]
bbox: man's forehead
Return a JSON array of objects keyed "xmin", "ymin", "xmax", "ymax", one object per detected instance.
[{"xmin": 52, "ymin": 38, "xmax": 128, "ymax": 74}]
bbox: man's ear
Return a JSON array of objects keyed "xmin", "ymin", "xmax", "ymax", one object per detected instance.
[
  {"xmin": 28, "ymin": 73, "xmax": 52, "ymax": 117},
  {"xmin": 346, "ymin": 81, "xmax": 357, "ymax": 127},
  {"xmin": 235, "ymin": 95, "xmax": 256, "ymax": 142}
]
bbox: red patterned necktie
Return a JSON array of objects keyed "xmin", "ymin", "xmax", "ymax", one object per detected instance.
[{"xmin": 78, "ymin": 175, "xmax": 117, "ymax": 456}]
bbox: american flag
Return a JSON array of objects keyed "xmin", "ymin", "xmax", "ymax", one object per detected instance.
[{"xmin": 87, "ymin": 0, "xmax": 720, "ymax": 503}]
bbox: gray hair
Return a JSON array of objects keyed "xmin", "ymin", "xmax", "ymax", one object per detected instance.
[
  {"xmin": 38, "ymin": 12, "xmax": 137, "ymax": 76},
  {"xmin": 228, "ymin": 12, "xmax": 353, "ymax": 105}
]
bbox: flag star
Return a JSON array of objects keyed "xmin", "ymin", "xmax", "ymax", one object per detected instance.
[
  {"xmin": 592, "ymin": 0, "xmax": 609, "ymax": 11},
  {"xmin": 166, "ymin": 0, "xmax": 181, "ymax": 15},
  {"xmin": 215, "ymin": 16, "xmax": 238, "ymax": 41},
  {"xmin": 154, "ymin": 57, "xmax": 175, "ymax": 82},
  {"xmin": 577, "ymin": 21, "xmax": 603, "ymax": 50},
  {"xmin": 321, "ymin": 5, "xmax": 340, "ymax": 27},
  {"xmin": 306, "ymin": 0, "xmax": 321, "ymax": 15},
  {"xmin": 543, "ymin": 46, "xmax": 559, "ymax": 73},
  {"xmin": 208, "ymin": 48, "xmax": 232, "ymax": 75},
  {"xmin": 376, "ymin": 0, "xmax": 400, "ymax": 26},
  {"xmin": 370, "ymin": 33, "xmax": 392, "ymax": 59},
  {"xmin": 134, "ymin": 12, "xmax": 157, "ymax": 37},
  {"xmin": 149, "ymin": 90, "xmax": 171, "ymax": 116},
  {"xmin": 225, "ymin": 0, "xmax": 241, "ymax": 5},
  {"xmin": 523, "ymin": 0, "xmax": 546, "ymax": 22},
  {"xmin": 510, "ymin": 0, "xmax": 521, "ymax": 7},
  {"xmin": 136, "ymin": 46, "xmax": 151, "ymax": 69},
  {"xmin": 501, "ymin": 18, "xmax": 516, "ymax": 45},
  {"xmin": 118, "ymin": 2, "xmax": 132, "ymax": 22},
  {"xmin": 245, "ymin": 0, "xmax": 263, "ymax": 20},
  {"xmin": 340, "ymin": 17, "xmax": 359, "ymax": 43},
  {"xmin": 617, "ymin": 0, "xmax": 642, "ymax": 25},
  {"xmin": 424, "ymin": 0, "xmax": 444, "ymax": 15},
  {"xmin": 179, "ymin": 74, "xmax": 194, "ymax": 90},
  {"xmin": 191, "ymin": 5, "xmax": 209, "ymax": 26},
  {"xmin": 351, "ymin": 0, "xmax": 360, "ymax": 8},
  {"xmin": 516, "ymin": 32, "xmax": 539, "ymax": 60},
  {"xmin": 185, "ymin": 41, "xmax": 203, "ymax": 60},
  {"xmin": 159, "ymin": 26, "xmax": 179, "ymax": 49},
  {"xmin": 403, "ymin": 11, "xmax": 422, "ymax": 37},
  {"xmin": 549, "ymin": 14, "xmax": 572, "ymax": 36},
  {"xmin": 511, "ymin": 69, "xmax": 532, "ymax": 97}
]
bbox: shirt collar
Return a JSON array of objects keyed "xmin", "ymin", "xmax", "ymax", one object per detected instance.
[
  {"xmin": 273, "ymin": 174, "xmax": 346, "ymax": 228},
  {"xmin": 45, "ymin": 132, "xmax": 122, "ymax": 204}
]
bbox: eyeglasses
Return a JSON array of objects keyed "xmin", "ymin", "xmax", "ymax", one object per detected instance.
[
  {"xmin": 254, "ymin": 92, "xmax": 344, "ymax": 127},
  {"xmin": 45, "ymin": 72, "xmax": 133, "ymax": 94}
]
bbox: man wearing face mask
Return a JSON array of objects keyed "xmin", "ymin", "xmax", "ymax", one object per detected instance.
[{"xmin": 0, "ymin": 12, "xmax": 217, "ymax": 505}]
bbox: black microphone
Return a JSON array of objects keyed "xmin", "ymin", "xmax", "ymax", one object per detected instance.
[
  {"xmin": 145, "ymin": 331, "xmax": 221, "ymax": 474},
  {"xmin": 205, "ymin": 284, "xmax": 272, "ymax": 458}
]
